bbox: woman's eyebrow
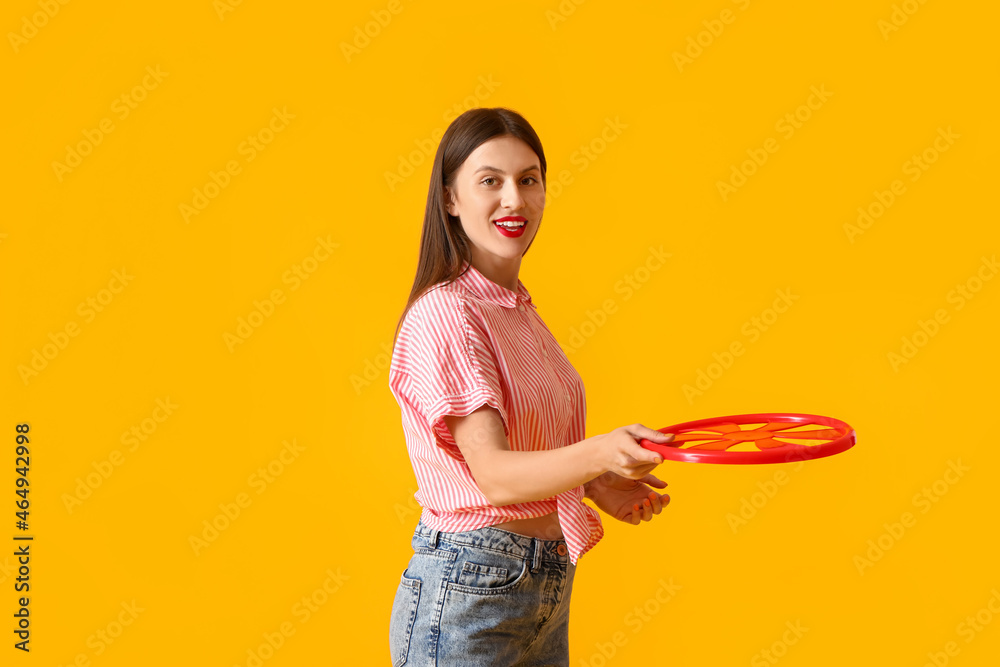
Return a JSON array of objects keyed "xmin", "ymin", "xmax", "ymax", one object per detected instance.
[{"xmin": 473, "ymin": 165, "xmax": 540, "ymax": 175}]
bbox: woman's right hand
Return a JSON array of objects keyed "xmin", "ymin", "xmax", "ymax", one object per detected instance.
[{"xmin": 590, "ymin": 423, "xmax": 674, "ymax": 480}]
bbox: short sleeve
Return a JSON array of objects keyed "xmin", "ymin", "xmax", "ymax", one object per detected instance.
[{"xmin": 391, "ymin": 290, "xmax": 510, "ymax": 447}]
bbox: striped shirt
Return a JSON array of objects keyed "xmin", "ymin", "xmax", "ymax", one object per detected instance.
[{"xmin": 389, "ymin": 260, "xmax": 603, "ymax": 564}]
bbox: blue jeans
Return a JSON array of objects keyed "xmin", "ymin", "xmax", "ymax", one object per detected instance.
[{"xmin": 389, "ymin": 519, "xmax": 577, "ymax": 666}]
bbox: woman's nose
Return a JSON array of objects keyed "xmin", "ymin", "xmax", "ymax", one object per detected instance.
[{"xmin": 501, "ymin": 182, "xmax": 525, "ymax": 209}]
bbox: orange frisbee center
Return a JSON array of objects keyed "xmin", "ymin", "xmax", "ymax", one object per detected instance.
[{"xmin": 721, "ymin": 430, "xmax": 773, "ymax": 442}]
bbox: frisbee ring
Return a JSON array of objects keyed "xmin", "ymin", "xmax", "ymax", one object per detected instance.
[{"xmin": 638, "ymin": 413, "xmax": 856, "ymax": 465}]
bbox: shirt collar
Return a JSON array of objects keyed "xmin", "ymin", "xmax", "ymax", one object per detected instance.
[{"xmin": 456, "ymin": 260, "xmax": 535, "ymax": 310}]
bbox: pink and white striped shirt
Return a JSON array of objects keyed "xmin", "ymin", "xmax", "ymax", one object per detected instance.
[{"xmin": 389, "ymin": 260, "xmax": 603, "ymax": 564}]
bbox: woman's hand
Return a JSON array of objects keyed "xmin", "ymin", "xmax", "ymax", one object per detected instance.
[
  {"xmin": 585, "ymin": 470, "xmax": 670, "ymax": 525},
  {"xmin": 589, "ymin": 424, "xmax": 674, "ymax": 480}
]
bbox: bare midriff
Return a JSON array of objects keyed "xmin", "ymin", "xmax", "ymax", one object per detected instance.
[{"xmin": 492, "ymin": 511, "xmax": 563, "ymax": 541}]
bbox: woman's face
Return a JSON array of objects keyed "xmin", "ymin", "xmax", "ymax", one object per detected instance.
[{"xmin": 445, "ymin": 135, "xmax": 545, "ymax": 265}]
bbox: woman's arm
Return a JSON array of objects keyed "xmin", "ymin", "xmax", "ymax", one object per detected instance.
[{"xmin": 442, "ymin": 405, "xmax": 673, "ymax": 506}]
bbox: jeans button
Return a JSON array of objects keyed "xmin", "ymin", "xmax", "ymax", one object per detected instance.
[{"xmin": 557, "ymin": 544, "xmax": 567, "ymax": 556}]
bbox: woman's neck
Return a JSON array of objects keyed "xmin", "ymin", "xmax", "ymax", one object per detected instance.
[{"xmin": 469, "ymin": 254, "xmax": 521, "ymax": 293}]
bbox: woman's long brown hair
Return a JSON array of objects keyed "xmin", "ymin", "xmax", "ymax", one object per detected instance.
[{"xmin": 391, "ymin": 107, "xmax": 548, "ymax": 352}]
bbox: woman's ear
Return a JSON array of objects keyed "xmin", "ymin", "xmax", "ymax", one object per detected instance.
[{"xmin": 443, "ymin": 187, "xmax": 457, "ymax": 217}]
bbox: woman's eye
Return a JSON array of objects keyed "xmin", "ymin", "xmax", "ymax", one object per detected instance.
[{"xmin": 481, "ymin": 176, "xmax": 538, "ymax": 186}]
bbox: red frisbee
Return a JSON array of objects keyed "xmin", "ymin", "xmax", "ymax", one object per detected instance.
[{"xmin": 638, "ymin": 413, "xmax": 856, "ymax": 465}]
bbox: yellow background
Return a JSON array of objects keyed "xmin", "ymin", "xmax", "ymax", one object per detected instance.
[{"xmin": 3, "ymin": 0, "xmax": 998, "ymax": 664}]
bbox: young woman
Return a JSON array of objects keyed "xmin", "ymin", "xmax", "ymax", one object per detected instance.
[{"xmin": 387, "ymin": 107, "xmax": 674, "ymax": 666}]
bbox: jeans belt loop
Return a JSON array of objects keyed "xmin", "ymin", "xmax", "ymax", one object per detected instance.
[
  {"xmin": 429, "ymin": 527, "xmax": 440, "ymax": 549},
  {"xmin": 530, "ymin": 537, "xmax": 543, "ymax": 573}
]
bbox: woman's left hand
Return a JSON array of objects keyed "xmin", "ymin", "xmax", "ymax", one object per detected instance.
[{"xmin": 585, "ymin": 471, "xmax": 670, "ymax": 525}]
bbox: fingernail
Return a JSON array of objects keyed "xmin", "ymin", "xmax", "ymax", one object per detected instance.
[
  {"xmin": 633, "ymin": 504, "xmax": 641, "ymax": 512},
  {"xmin": 643, "ymin": 499, "xmax": 651, "ymax": 506}
]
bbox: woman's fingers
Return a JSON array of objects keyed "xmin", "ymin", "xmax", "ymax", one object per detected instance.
[
  {"xmin": 621, "ymin": 430, "xmax": 666, "ymax": 465},
  {"xmin": 626, "ymin": 443, "xmax": 661, "ymax": 466},
  {"xmin": 628, "ymin": 492, "xmax": 672, "ymax": 524},
  {"xmin": 628, "ymin": 424, "xmax": 674, "ymax": 443},
  {"xmin": 608, "ymin": 424, "xmax": 675, "ymax": 478},
  {"xmin": 634, "ymin": 463, "xmax": 658, "ymax": 478},
  {"xmin": 638, "ymin": 428, "xmax": 674, "ymax": 459},
  {"xmin": 649, "ymin": 492, "xmax": 662, "ymax": 515},
  {"xmin": 639, "ymin": 474, "xmax": 668, "ymax": 489},
  {"xmin": 616, "ymin": 463, "xmax": 657, "ymax": 481}
]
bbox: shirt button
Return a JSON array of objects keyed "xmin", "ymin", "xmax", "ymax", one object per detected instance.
[
  {"xmin": 557, "ymin": 544, "xmax": 568, "ymax": 556},
  {"xmin": 564, "ymin": 395, "xmax": 571, "ymax": 403},
  {"xmin": 518, "ymin": 304, "xmax": 524, "ymax": 312}
]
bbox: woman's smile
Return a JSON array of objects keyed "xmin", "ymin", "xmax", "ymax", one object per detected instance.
[{"xmin": 493, "ymin": 215, "xmax": 528, "ymax": 237}]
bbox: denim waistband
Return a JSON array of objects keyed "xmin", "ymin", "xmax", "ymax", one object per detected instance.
[{"xmin": 415, "ymin": 519, "xmax": 571, "ymax": 566}]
